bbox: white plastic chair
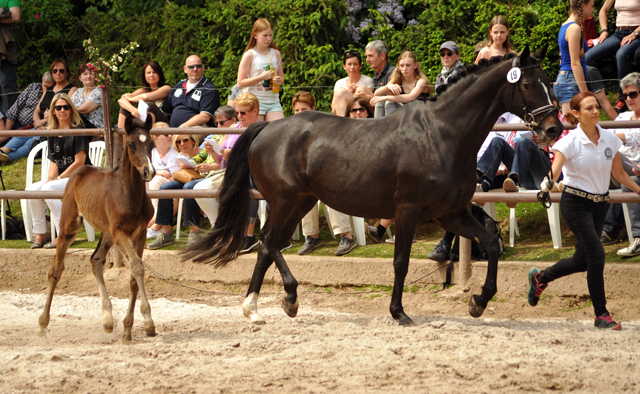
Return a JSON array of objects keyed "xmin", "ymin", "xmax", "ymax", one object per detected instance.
[{"xmin": 21, "ymin": 140, "xmax": 106, "ymax": 242}]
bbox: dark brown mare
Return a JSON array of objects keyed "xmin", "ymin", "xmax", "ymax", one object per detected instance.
[
  {"xmin": 184, "ymin": 47, "xmax": 563, "ymax": 326},
  {"xmin": 38, "ymin": 115, "xmax": 157, "ymax": 341}
]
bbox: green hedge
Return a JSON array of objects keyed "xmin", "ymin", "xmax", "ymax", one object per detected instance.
[{"xmin": 14, "ymin": 0, "xmax": 611, "ymax": 117}]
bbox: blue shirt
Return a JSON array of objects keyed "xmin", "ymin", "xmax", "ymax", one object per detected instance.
[{"xmin": 162, "ymin": 77, "xmax": 220, "ymax": 128}]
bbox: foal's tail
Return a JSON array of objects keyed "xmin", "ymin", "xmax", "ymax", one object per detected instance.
[{"xmin": 182, "ymin": 122, "xmax": 269, "ymax": 267}]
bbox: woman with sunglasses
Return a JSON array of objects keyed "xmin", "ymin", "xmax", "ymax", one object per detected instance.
[
  {"xmin": 147, "ymin": 133, "xmax": 211, "ymax": 249},
  {"xmin": 117, "ymin": 61, "xmax": 171, "ymax": 129},
  {"xmin": 71, "ymin": 63, "xmax": 103, "ymax": 129},
  {"xmin": 27, "ymin": 93, "xmax": 92, "ymax": 249},
  {"xmin": 332, "ymin": 50, "xmax": 374, "ymax": 117},
  {"xmin": 344, "ymin": 96, "xmax": 373, "ymax": 119},
  {"xmin": 194, "ymin": 94, "xmax": 262, "ymax": 253},
  {"xmin": 528, "ymin": 91, "xmax": 640, "ymax": 330},
  {"xmin": 33, "ymin": 59, "xmax": 77, "ymax": 130},
  {"xmin": 602, "ymin": 72, "xmax": 640, "ymax": 255},
  {"xmin": 145, "ymin": 122, "xmax": 179, "ymax": 239}
]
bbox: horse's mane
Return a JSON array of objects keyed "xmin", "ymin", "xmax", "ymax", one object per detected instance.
[{"xmin": 431, "ymin": 52, "xmax": 537, "ymax": 101}]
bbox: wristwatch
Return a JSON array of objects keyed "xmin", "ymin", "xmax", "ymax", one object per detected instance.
[{"xmin": 635, "ymin": 31, "xmax": 639, "ymax": 38}]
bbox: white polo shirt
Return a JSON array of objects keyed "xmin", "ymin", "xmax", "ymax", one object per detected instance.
[{"xmin": 551, "ymin": 124, "xmax": 622, "ymax": 195}]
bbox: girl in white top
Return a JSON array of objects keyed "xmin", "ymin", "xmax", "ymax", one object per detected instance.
[
  {"xmin": 475, "ymin": 15, "xmax": 515, "ymax": 64},
  {"xmin": 237, "ymin": 18, "xmax": 284, "ymax": 121},
  {"xmin": 527, "ymin": 92, "xmax": 640, "ymax": 330},
  {"xmin": 331, "ymin": 50, "xmax": 374, "ymax": 116},
  {"xmin": 370, "ymin": 51, "xmax": 432, "ymax": 116}
]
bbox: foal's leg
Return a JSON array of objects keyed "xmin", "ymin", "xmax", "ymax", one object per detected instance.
[
  {"xmin": 114, "ymin": 232, "xmax": 156, "ymax": 340},
  {"xmin": 38, "ymin": 198, "xmax": 83, "ymax": 336},
  {"xmin": 90, "ymin": 233, "xmax": 115, "ymax": 333},
  {"xmin": 389, "ymin": 206, "xmax": 420, "ymax": 326},
  {"xmin": 438, "ymin": 208, "xmax": 501, "ymax": 318}
]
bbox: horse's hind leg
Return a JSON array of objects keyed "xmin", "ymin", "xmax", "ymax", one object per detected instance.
[
  {"xmin": 115, "ymin": 232, "xmax": 156, "ymax": 340},
  {"xmin": 38, "ymin": 199, "xmax": 82, "ymax": 336},
  {"xmin": 243, "ymin": 249, "xmax": 274, "ymax": 324},
  {"xmin": 438, "ymin": 207, "xmax": 501, "ymax": 318},
  {"xmin": 389, "ymin": 206, "xmax": 420, "ymax": 326},
  {"xmin": 90, "ymin": 233, "xmax": 115, "ymax": 333}
]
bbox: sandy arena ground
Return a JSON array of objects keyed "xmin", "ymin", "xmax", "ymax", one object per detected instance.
[{"xmin": 1, "ymin": 249, "xmax": 640, "ymax": 393}]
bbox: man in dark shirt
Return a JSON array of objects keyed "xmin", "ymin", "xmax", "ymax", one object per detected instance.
[
  {"xmin": 359, "ymin": 40, "xmax": 395, "ymax": 117},
  {"xmin": 162, "ymin": 54, "xmax": 220, "ymax": 128}
]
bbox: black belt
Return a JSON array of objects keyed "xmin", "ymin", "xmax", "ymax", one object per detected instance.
[
  {"xmin": 563, "ymin": 185, "xmax": 609, "ymax": 203},
  {"xmin": 618, "ymin": 26, "xmax": 639, "ymax": 31}
]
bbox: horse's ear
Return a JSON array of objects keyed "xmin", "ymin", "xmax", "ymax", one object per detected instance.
[
  {"xmin": 144, "ymin": 114, "xmax": 153, "ymax": 132},
  {"xmin": 518, "ymin": 46, "xmax": 531, "ymax": 66},
  {"xmin": 534, "ymin": 44, "xmax": 548, "ymax": 62},
  {"xmin": 124, "ymin": 114, "xmax": 133, "ymax": 135}
]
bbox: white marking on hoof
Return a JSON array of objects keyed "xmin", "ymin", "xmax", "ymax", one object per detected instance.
[{"xmin": 242, "ymin": 293, "xmax": 265, "ymax": 325}]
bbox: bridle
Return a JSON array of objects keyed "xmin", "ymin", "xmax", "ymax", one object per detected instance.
[{"xmin": 509, "ymin": 56, "xmax": 558, "ymax": 209}]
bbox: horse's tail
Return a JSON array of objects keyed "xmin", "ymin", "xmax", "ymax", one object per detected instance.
[{"xmin": 182, "ymin": 122, "xmax": 269, "ymax": 267}]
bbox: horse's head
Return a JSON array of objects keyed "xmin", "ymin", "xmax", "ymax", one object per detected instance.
[
  {"xmin": 505, "ymin": 46, "xmax": 563, "ymax": 144},
  {"xmin": 124, "ymin": 114, "xmax": 156, "ymax": 181}
]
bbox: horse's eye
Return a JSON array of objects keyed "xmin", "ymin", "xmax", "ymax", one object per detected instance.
[
  {"xmin": 523, "ymin": 83, "xmax": 533, "ymax": 90},
  {"xmin": 128, "ymin": 142, "xmax": 136, "ymax": 151}
]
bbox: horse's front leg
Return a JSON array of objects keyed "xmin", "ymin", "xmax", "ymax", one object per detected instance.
[
  {"xmin": 243, "ymin": 248, "xmax": 274, "ymax": 324},
  {"xmin": 389, "ymin": 207, "xmax": 419, "ymax": 326},
  {"xmin": 90, "ymin": 233, "xmax": 115, "ymax": 333},
  {"xmin": 438, "ymin": 207, "xmax": 500, "ymax": 317}
]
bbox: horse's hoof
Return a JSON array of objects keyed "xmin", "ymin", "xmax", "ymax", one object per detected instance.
[
  {"xmin": 468, "ymin": 295, "xmax": 486, "ymax": 318},
  {"xmin": 103, "ymin": 324, "xmax": 114, "ymax": 333},
  {"xmin": 281, "ymin": 298, "xmax": 299, "ymax": 318},
  {"xmin": 37, "ymin": 327, "xmax": 47, "ymax": 337},
  {"xmin": 145, "ymin": 327, "xmax": 156, "ymax": 337},
  {"xmin": 395, "ymin": 314, "xmax": 416, "ymax": 327}
]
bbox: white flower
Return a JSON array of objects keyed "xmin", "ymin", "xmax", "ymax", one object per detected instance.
[
  {"xmin": 112, "ymin": 66, "xmax": 118, "ymax": 72},
  {"xmin": 118, "ymin": 56, "xmax": 123, "ymax": 62}
]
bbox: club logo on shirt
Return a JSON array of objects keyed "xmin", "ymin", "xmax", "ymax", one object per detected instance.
[
  {"xmin": 174, "ymin": 89, "xmax": 183, "ymax": 98},
  {"xmin": 605, "ymin": 147, "xmax": 612, "ymax": 160},
  {"xmin": 193, "ymin": 90, "xmax": 202, "ymax": 102}
]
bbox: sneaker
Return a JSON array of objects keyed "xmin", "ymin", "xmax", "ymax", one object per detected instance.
[
  {"xmin": 617, "ymin": 237, "xmax": 640, "ymax": 257},
  {"xmin": 281, "ymin": 242, "xmax": 293, "ymax": 253},
  {"xmin": 367, "ymin": 225, "xmax": 383, "ymax": 244},
  {"xmin": 527, "ymin": 267, "xmax": 548, "ymax": 306},
  {"xmin": 146, "ymin": 228, "xmax": 161, "ymax": 239},
  {"xmin": 239, "ymin": 236, "xmax": 261, "ymax": 254},
  {"xmin": 614, "ymin": 99, "xmax": 628, "ymax": 114},
  {"xmin": 594, "ymin": 315, "xmax": 622, "ymax": 330},
  {"xmin": 298, "ymin": 236, "xmax": 323, "ymax": 255},
  {"xmin": 147, "ymin": 232, "xmax": 175, "ymax": 250},
  {"xmin": 600, "ymin": 231, "xmax": 618, "ymax": 246},
  {"xmin": 384, "ymin": 235, "xmax": 417, "ymax": 244},
  {"xmin": 475, "ymin": 183, "xmax": 484, "ymax": 193},
  {"xmin": 187, "ymin": 232, "xmax": 203, "ymax": 248},
  {"xmin": 503, "ymin": 177, "xmax": 519, "ymax": 193},
  {"xmin": 427, "ymin": 240, "xmax": 450, "ymax": 263},
  {"xmin": 335, "ymin": 235, "xmax": 357, "ymax": 256}
]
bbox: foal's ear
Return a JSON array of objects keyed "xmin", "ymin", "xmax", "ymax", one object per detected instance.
[
  {"xmin": 144, "ymin": 114, "xmax": 153, "ymax": 132},
  {"xmin": 124, "ymin": 113, "xmax": 134, "ymax": 135},
  {"xmin": 534, "ymin": 44, "xmax": 548, "ymax": 62},
  {"xmin": 518, "ymin": 46, "xmax": 531, "ymax": 66}
]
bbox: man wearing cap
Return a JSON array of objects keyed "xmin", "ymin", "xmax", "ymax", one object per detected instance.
[{"xmin": 435, "ymin": 41, "xmax": 465, "ymax": 94}]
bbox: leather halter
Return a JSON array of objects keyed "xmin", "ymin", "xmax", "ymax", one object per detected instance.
[{"xmin": 510, "ymin": 57, "xmax": 557, "ymax": 130}]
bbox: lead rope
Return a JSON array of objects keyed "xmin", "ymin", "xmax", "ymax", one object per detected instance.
[{"xmin": 536, "ymin": 147, "xmax": 554, "ymax": 209}]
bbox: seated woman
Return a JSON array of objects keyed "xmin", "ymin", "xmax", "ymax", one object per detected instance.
[
  {"xmin": 118, "ymin": 61, "xmax": 171, "ymax": 129},
  {"xmin": 147, "ymin": 133, "xmax": 213, "ymax": 249},
  {"xmin": 194, "ymin": 94, "xmax": 261, "ymax": 254},
  {"xmin": 370, "ymin": 51, "xmax": 432, "ymax": 116},
  {"xmin": 146, "ymin": 122, "xmax": 179, "ymax": 239},
  {"xmin": 33, "ymin": 59, "xmax": 77, "ymax": 131},
  {"xmin": 71, "ymin": 63, "xmax": 103, "ymax": 129},
  {"xmin": 27, "ymin": 93, "xmax": 92, "ymax": 249},
  {"xmin": 331, "ymin": 50, "xmax": 374, "ymax": 117}
]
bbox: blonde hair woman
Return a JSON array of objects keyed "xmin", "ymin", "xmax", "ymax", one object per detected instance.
[
  {"xmin": 28, "ymin": 93, "xmax": 92, "ymax": 249},
  {"xmin": 370, "ymin": 51, "xmax": 431, "ymax": 116}
]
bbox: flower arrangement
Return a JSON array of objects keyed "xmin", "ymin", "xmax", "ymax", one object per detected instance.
[{"xmin": 82, "ymin": 39, "xmax": 139, "ymax": 88}]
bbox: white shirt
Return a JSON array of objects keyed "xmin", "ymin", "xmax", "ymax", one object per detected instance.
[
  {"xmin": 334, "ymin": 74, "xmax": 375, "ymax": 91},
  {"xmin": 151, "ymin": 147, "xmax": 180, "ymax": 174},
  {"xmin": 476, "ymin": 112, "xmax": 523, "ymax": 162},
  {"xmin": 615, "ymin": 111, "xmax": 640, "ymax": 163},
  {"xmin": 552, "ymin": 124, "xmax": 622, "ymax": 194}
]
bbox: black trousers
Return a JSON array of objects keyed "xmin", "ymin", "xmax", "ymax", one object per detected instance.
[{"xmin": 539, "ymin": 192, "xmax": 609, "ymax": 317}]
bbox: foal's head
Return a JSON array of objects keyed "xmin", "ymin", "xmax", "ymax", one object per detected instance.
[
  {"xmin": 506, "ymin": 46, "xmax": 563, "ymax": 144},
  {"xmin": 124, "ymin": 114, "xmax": 156, "ymax": 181}
]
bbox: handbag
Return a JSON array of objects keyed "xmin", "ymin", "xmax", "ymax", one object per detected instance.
[{"xmin": 172, "ymin": 168, "xmax": 202, "ymax": 183}]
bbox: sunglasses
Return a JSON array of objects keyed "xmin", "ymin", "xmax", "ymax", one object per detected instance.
[
  {"xmin": 622, "ymin": 91, "xmax": 640, "ymax": 100},
  {"xmin": 216, "ymin": 118, "xmax": 230, "ymax": 126},
  {"xmin": 54, "ymin": 105, "xmax": 71, "ymax": 111},
  {"xmin": 186, "ymin": 64, "xmax": 203, "ymax": 69},
  {"xmin": 440, "ymin": 52, "xmax": 454, "ymax": 57},
  {"xmin": 178, "ymin": 138, "xmax": 192, "ymax": 144},
  {"xmin": 52, "ymin": 68, "xmax": 66, "ymax": 74},
  {"xmin": 349, "ymin": 107, "xmax": 367, "ymax": 114},
  {"xmin": 236, "ymin": 110, "xmax": 254, "ymax": 116}
]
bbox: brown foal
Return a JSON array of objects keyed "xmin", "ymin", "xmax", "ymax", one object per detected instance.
[{"xmin": 38, "ymin": 115, "xmax": 157, "ymax": 341}]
